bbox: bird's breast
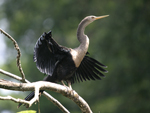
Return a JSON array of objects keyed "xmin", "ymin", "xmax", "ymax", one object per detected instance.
[{"xmin": 70, "ymin": 48, "xmax": 86, "ymax": 67}]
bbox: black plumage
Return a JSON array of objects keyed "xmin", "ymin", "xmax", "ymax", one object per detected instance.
[{"xmin": 34, "ymin": 31, "xmax": 107, "ymax": 83}]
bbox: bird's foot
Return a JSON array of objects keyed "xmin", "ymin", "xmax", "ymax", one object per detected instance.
[
  {"xmin": 61, "ymin": 80, "xmax": 73, "ymax": 95},
  {"xmin": 67, "ymin": 81, "xmax": 73, "ymax": 95}
]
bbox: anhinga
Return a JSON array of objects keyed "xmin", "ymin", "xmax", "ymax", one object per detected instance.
[{"xmin": 18, "ymin": 15, "xmax": 109, "ymax": 108}]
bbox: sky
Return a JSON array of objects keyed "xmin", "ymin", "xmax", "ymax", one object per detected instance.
[
  {"xmin": 0, "ymin": 0, "xmax": 7, "ymax": 66},
  {"xmin": 0, "ymin": 18, "xmax": 8, "ymax": 66}
]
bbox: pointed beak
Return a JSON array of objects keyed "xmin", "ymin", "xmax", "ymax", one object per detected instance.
[{"xmin": 95, "ymin": 15, "xmax": 109, "ymax": 20}]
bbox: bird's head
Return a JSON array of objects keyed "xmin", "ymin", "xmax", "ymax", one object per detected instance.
[
  {"xmin": 85, "ymin": 15, "xmax": 109, "ymax": 23},
  {"xmin": 79, "ymin": 15, "xmax": 109, "ymax": 29}
]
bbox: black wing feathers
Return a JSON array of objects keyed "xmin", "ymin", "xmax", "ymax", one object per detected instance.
[
  {"xmin": 34, "ymin": 31, "xmax": 69, "ymax": 76},
  {"xmin": 73, "ymin": 55, "xmax": 107, "ymax": 83},
  {"xmin": 34, "ymin": 32, "xmax": 56, "ymax": 75},
  {"xmin": 34, "ymin": 31, "xmax": 107, "ymax": 83}
]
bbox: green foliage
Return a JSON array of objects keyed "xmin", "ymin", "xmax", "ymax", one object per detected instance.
[{"xmin": 0, "ymin": 0, "xmax": 150, "ymax": 113}]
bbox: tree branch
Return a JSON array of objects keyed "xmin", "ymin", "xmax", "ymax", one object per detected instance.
[
  {"xmin": 0, "ymin": 80, "xmax": 92, "ymax": 113},
  {"xmin": 42, "ymin": 92, "xmax": 70, "ymax": 113},
  {"xmin": 0, "ymin": 95, "xmax": 32, "ymax": 106},
  {"xmin": 0, "ymin": 69, "xmax": 30, "ymax": 83},
  {"xmin": 0, "ymin": 69, "xmax": 70, "ymax": 113},
  {"xmin": 0, "ymin": 28, "xmax": 26, "ymax": 82}
]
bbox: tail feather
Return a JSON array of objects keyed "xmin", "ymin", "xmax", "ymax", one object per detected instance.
[
  {"xmin": 18, "ymin": 90, "xmax": 44, "ymax": 108},
  {"xmin": 18, "ymin": 91, "xmax": 35, "ymax": 108}
]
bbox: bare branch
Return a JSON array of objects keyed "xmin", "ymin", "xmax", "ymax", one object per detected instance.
[
  {"xmin": 0, "ymin": 95, "xmax": 31, "ymax": 106},
  {"xmin": 0, "ymin": 69, "xmax": 30, "ymax": 83},
  {"xmin": 0, "ymin": 80, "xmax": 92, "ymax": 113},
  {"xmin": 28, "ymin": 84, "xmax": 40, "ymax": 107},
  {"xmin": 0, "ymin": 85, "xmax": 39, "ymax": 108},
  {"xmin": 0, "ymin": 69, "xmax": 69, "ymax": 113},
  {"xmin": 43, "ymin": 92, "xmax": 70, "ymax": 113},
  {"xmin": 0, "ymin": 28, "xmax": 26, "ymax": 82}
]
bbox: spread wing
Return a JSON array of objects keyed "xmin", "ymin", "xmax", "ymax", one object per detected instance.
[
  {"xmin": 34, "ymin": 31, "xmax": 69, "ymax": 76},
  {"xmin": 72, "ymin": 55, "xmax": 108, "ymax": 83}
]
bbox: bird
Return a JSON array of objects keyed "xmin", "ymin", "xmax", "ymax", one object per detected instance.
[{"xmin": 18, "ymin": 15, "xmax": 109, "ymax": 108}]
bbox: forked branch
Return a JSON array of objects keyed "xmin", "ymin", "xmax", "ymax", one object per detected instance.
[
  {"xmin": 0, "ymin": 68, "xmax": 69, "ymax": 113},
  {"xmin": 0, "ymin": 80, "xmax": 92, "ymax": 113}
]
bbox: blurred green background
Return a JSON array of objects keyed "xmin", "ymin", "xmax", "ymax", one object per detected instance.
[{"xmin": 0, "ymin": 0, "xmax": 150, "ymax": 113}]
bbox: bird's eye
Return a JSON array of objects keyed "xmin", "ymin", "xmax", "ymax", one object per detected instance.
[{"xmin": 91, "ymin": 16, "xmax": 95, "ymax": 19}]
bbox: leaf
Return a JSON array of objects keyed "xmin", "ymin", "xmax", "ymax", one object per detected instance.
[{"xmin": 17, "ymin": 110, "xmax": 36, "ymax": 113}]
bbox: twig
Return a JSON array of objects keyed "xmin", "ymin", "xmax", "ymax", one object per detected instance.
[
  {"xmin": 0, "ymin": 28, "xmax": 26, "ymax": 82},
  {"xmin": 0, "ymin": 80, "xmax": 92, "ymax": 113},
  {"xmin": 0, "ymin": 95, "xmax": 31, "ymax": 106},
  {"xmin": 0, "ymin": 69, "xmax": 29, "ymax": 83},
  {"xmin": 43, "ymin": 92, "xmax": 70, "ymax": 113},
  {"xmin": 38, "ymin": 100, "xmax": 41, "ymax": 113}
]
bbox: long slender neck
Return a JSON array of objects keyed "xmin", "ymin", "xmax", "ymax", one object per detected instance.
[
  {"xmin": 77, "ymin": 19, "xmax": 90, "ymax": 53},
  {"xmin": 71, "ymin": 18, "xmax": 91, "ymax": 67}
]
